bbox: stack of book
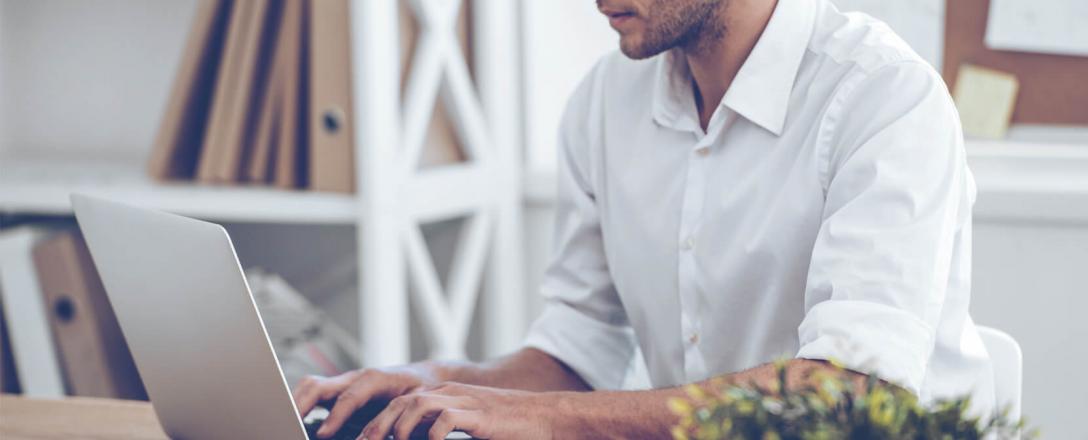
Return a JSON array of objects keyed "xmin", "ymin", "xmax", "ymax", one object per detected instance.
[{"xmin": 149, "ymin": 0, "xmax": 467, "ymax": 194}]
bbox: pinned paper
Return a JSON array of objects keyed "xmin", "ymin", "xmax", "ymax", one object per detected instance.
[
  {"xmin": 952, "ymin": 64, "xmax": 1019, "ymax": 140},
  {"xmin": 986, "ymin": 0, "xmax": 1088, "ymax": 58}
]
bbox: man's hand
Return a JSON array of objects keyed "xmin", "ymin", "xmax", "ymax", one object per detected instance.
[
  {"xmin": 292, "ymin": 364, "xmax": 444, "ymax": 438},
  {"xmin": 291, "ymin": 353, "xmax": 863, "ymax": 439},
  {"xmin": 290, "ymin": 349, "xmax": 592, "ymax": 439},
  {"xmin": 352, "ymin": 359, "xmax": 872, "ymax": 440},
  {"xmin": 360, "ymin": 383, "xmax": 562, "ymax": 440}
]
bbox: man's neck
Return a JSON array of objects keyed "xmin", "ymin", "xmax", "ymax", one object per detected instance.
[{"xmin": 682, "ymin": 0, "xmax": 778, "ymax": 131}]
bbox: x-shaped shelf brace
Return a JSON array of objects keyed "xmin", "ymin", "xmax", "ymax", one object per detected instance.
[
  {"xmin": 400, "ymin": 0, "xmax": 495, "ymax": 360},
  {"xmin": 402, "ymin": 0, "xmax": 492, "ymax": 171}
]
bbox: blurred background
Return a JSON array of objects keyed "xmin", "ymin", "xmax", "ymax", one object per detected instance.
[{"xmin": 0, "ymin": 0, "xmax": 1085, "ymax": 437}]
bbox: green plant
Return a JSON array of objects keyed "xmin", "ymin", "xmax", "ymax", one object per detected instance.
[{"xmin": 668, "ymin": 361, "xmax": 1036, "ymax": 440}]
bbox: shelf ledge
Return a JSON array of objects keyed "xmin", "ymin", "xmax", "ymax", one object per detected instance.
[{"xmin": 0, "ymin": 157, "xmax": 359, "ymax": 224}]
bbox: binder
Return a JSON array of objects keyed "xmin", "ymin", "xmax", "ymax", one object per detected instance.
[
  {"xmin": 308, "ymin": 0, "xmax": 355, "ymax": 193},
  {"xmin": 274, "ymin": 0, "xmax": 307, "ymax": 189},
  {"xmin": 31, "ymin": 230, "xmax": 147, "ymax": 400},
  {"xmin": 247, "ymin": 68, "xmax": 282, "ymax": 184},
  {"xmin": 147, "ymin": 0, "xmax": 232, "ymax": 180},
  {"xmin": 198, "ymin": 0, "xmax": 279, "ymax": 183},
  {"xmin": 247, "ymin": 0, "xmax": 296, "ymax": 184},
  {"xmin": 1, "ymin": 301, "xmax": 19, "ymax": 393},
  {"xmin": 196, "ymin": 0, "xmax": 253, "ymax": 183},
  {"xmin": 221, "ymin": 0, "xmax": 282, "ymax": 182},
  {"xmin": 0, "ymin": 227, "xmax": 65, "ymax": 397}
]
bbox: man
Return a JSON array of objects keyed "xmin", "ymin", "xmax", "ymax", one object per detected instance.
[{"xmin": 295, "ymin": 0, "xmax": 995, "ymax": 438}]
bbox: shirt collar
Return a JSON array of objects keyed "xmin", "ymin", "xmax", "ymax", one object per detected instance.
[{"xmin": 652, "ymin": 0, "xmax": 817, "ymax": 136}]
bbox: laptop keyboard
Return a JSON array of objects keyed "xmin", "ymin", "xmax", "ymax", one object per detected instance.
[
  {"xmin": 303, "ymin": 417, "xmax": 366, "ymax": 440},
  {"xmin": 301, "ymin": 401, "xmax": 473, "ymax": 440},
  {"xmin": 302, "ymin": 401, "xmax": 379, "ymax": 440}
]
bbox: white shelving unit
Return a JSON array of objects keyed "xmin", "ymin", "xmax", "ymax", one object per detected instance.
[
  {"xmin": 0, "ymin": 157, "xmax": 358, "ymax": 224},
  {"xmin": 0, "ymin": 0, "xmax": 525, "ymax": 376},
  {"xmin": 350, "ymin": 0, "xmax": 525, "ymax": 365},
  {"xmin": 0, "ymin": 157, "xmax": 505, "ymax": 226}
]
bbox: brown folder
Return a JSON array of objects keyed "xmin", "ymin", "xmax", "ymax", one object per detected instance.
[
  {"xmin": 247, "ymin": 0, "xmax": 296, "ymax": 184},
  {"xmin": 198, "ymin": 0, "xmax": 280, "ymax": 183},
  {"xmin": 221, "ymin": 0, "xmax": 282, "ymax": 183},
  {"xmin": 32, "ymin": 230, "xmax": 147, "ymax": 400},
  {"xmin": 307, "ymin": 0, "xmax": 355, "ymax": 193},
  {"xmin": 147, "ymin": 0, "xmax": 232, "ymax": 181},
  {"xmin": 0, "ymin": 300, "xmax": 19, "ymax": 394},
  {"xmin": 247, "ymin": 68, "xmax": 282, "ymax": 184},
  {"xmin": 196, "ymin": 0, "xmax": 253, "ymax": 183},
  {"xmin": 274, "ymin": 0, "xmax": 307, "ymax": 189}
]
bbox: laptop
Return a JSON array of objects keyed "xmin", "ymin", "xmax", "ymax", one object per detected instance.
[{"xmin": 72, "ymin": 194, "xmax": 469, "ymax": 439}]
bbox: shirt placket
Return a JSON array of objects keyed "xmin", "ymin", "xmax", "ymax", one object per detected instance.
[{"xmin": 676, "ymin": 109, "xmax": 733, "ymax": 382}]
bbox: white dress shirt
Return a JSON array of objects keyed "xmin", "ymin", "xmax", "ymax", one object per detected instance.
[{"xmin": 523, "ymin": 0, "xmax": 995, "ymax": 411}]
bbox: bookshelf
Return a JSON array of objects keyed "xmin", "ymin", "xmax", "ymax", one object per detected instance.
[
  {"xmin": 0, "ymin": 0, "xmax": 526, "ymax": 388},
  {"xmin": 0, "ymin": 156, "xmax": 358, "ymax": 224},
  {"xmin": 0, "ymin": 157, "xmax": 503, "ymax": 226}
]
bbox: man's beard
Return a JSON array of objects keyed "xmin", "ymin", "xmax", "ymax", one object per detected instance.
[{"xmin": 621, "ymin": 0, "xmax": 725, "ymax": 60}]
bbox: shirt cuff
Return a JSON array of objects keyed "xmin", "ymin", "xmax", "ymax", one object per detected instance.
[
  {"xmin": 523, "ymin": 301, "xmax": 635, "ymax": 390},
  {"xmin": 796, "ymin": 300, "xmax": 936, "ymax": 394}
]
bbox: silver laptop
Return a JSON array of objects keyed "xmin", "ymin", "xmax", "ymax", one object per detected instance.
[{"xmin": 72, "ymin": 194, "xmax": 466, "ymax": 439}]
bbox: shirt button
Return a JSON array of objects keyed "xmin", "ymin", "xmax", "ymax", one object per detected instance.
[
  {"xmin": 695, "ymin": 147, "xmax": 710, "ymax": 157},
  {"xmin": 680, "ymin": 236, "xmax": 695, "ymax": 251}
]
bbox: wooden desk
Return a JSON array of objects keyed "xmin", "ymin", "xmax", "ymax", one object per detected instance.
[{"xmin": 0, "ymin": 395, "xmax": 168, "ymax": 439}]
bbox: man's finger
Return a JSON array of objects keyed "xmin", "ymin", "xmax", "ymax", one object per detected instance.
[
  {"xmin": 392, "ymin": 395, "xmax": 464, "ymax": 440},
  {"xmin": 293, "ymin": 373, "xmax": 352, "ymax": 417},
  {"xmin": 428, "ymin": 409, "xmax": 482, "ymax": 440},
  {"xmin": 292, "ymin": 375, "xmax": 327, "ymax": 417},
  {"xmin": 318, "ymin": 381, "xmax": 379, "ymax": 438},
  {"xmin": 360, "ymin": 394, "xmax": 412, "ymax": 440}
]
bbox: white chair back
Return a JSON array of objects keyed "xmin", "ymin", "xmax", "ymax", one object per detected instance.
[{"xmin": 976, "ymin": 325, "xmax": 1023, "ymax": 421}]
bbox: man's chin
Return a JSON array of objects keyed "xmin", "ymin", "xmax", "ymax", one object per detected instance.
[{"xmin": 618, "ymin": 38, "xmax": 660, "ymax": 60}]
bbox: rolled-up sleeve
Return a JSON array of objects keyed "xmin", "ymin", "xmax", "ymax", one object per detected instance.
[
  {"xmin": 796, "ymin": 61, "xmax": 971, "ymax": 394},
  {"xmin": 523, "ymin": 64, "xmax": 636, "ymax": 390}
]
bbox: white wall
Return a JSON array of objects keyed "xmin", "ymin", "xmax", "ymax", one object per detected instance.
[
  {"xmin": 0, "ymin": 0, "xmax": 195, "ymax": 159},
  {"xmin": 831, "ymin": 0, "xmax": 944, "ymax": 68},
  {"xmin": 971, "ymin": 220, "xmax": 1088, "ymax": 439},
  {"xmin": 521, "ymin": 0, "xmax": 615, "ymax": 172}
]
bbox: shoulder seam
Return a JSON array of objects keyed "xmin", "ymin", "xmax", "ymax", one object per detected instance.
[{"xmin": 814, "ymin": 60, "xmax": 934, "ymax": 193}]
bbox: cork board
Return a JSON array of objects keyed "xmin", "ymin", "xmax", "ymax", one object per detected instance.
[{"xmin": 943, "ymin": 0, "xmax": 1088, "ymax": 125}]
